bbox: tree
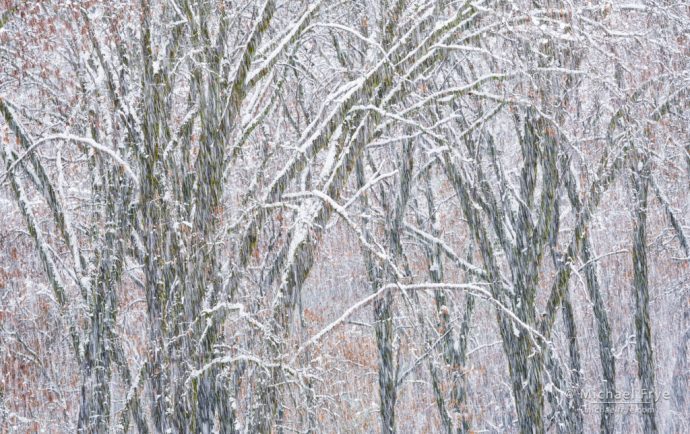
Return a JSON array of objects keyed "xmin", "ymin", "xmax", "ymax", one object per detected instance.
[{"xmin": 1, "ymin": 0, "xmax": 688, "ymax": 432}]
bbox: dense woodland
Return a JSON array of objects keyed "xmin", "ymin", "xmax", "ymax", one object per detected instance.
[{"xmin": 0, "ymin": 0, "xmax": 688, "ymax": 432}]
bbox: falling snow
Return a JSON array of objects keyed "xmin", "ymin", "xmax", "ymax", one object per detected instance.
[{"xmin": 0, "ymin": 1, "xmax": 689, "ymax": 433}]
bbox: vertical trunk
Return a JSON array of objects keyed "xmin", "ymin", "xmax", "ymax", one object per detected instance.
[
  {"xmin": 377, "ymin": 137, "xmax": 414, "ymax": 433},
  {"xmin": 504, "ymin": 332, "xmax": 545, "ymax": 434},
  {"xmin": 442, "ymin": 154, "xmax": 545, "ymax": 434},
  {"xmin": 561, "ymin": 294, "xmax": 584, "ymax": 433},
  {"xmin": 375, "ymin": 292, "xmax": 397, "ymax": 434},
  {"xmin": 78, "ymin": 102, "xmax": 133, "ymax": 433},
  {"xmin": 545, "ymin": 193, "xmax": 583, "ymax": 433},
  {"xmin": 507, "ymin": 118, "xmax": 546, "ymax": 434},
  {"xmin": 428, "ymin": 356, "xmax": 453, "ymax": 434},
  {"xmin": 355, "ymin": 159, "xmax": 395, "ymax": 433},
  {"xmin": 582, "ymin": 236, "xmax": 616, "ymax": 433},
  {"xmin": 419, "ymin": 177, "xmax": 473, "ymax": 433},
  {"xmin": 543, "ymin": 348, "xmax": 568, "ymax": 432},
  {"xmin": 451, "ymin": 294, "xmax": 474, "ymax": 434},
  {"xmin": 355, "ymin": 153, "xmax": 399, "ymax": 434},
  {"xmin": 78, "ymin": 273, "xmax": 111, "ymax": 434},
  {"xmin": 631, "ymin": 165, "xmax": 657, "ymax": 433},
  {"xmin": 139, "ymin": 1, "xmax": 171, "ymax": 429},
  {"xmin": 565, "ymin": 164, "xmax": 616, "ymax": 432}
]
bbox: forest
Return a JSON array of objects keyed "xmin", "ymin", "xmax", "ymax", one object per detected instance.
[{"xmin": 0, "ymin": 0, "xmax": 688, "ymax": 432}]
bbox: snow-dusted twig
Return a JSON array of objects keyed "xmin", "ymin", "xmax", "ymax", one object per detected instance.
[{"xmin": 4, "ymin": 133, "xmax": 138, "ymax": 185}]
